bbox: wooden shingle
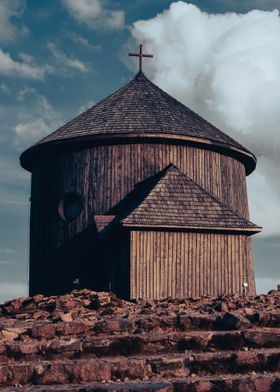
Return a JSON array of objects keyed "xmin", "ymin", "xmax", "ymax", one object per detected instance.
[
  {"xmin": 37, "ymin": 72, "xmax": 249, "ymax": 151},
  {"xmin": 20, "ymin": 72, "xmax": 256, "ymax": 173},
  {"xmin": 121, "ymin": 164, "xmax": 261, "ymax": 233}
]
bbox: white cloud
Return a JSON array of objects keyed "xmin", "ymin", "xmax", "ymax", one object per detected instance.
[
  {"xmin": 63, "ymin": 0, "xmax": 125, "ymax": 30},
  {"xmin": 48, "ymin": 42, "xmax": 88, "ymax": 73},
  {"xmin": 0, "ymin": 49, "xmax": 49, "ymax": 80},
  {"xmin": 15, "ymin": 118, "xmax": 50, "ymax": 142},
  {"xmin": 131, "ymin": 2, "xmax": 280, "ymax": 236},
  {"xmin": 14, "ymin": 94, "xmax": 63, "ymax": 148},
  {"xmin": 16, "ymin": 86, "xmax": 37, "ymax": 102},
  {"xmin": 0, "ymin": 0, "xmax": 27, "ymax": 42},
  {"xmin": 65, "ymin": 31, "xmax": 101, "ymax": 51},
  {"xmin": 70, "ymin": 33, "xmax": 92, "ymax": 47},
  {"xmin": 0, "ymin": 282, "xmax": 27, "ymax": 304}
]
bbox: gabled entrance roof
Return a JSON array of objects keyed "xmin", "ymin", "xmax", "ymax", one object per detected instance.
[{"xmin": 120, "ymin": 164, "xmax": 261, "ymax": 234}]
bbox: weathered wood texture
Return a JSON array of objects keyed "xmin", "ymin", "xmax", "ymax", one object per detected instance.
[
  {"xmin": 30, "ymin": 142, "xmax": 249, "ymax": 237},
  {"xmin": 130, "ymin": 230, "xmax": 256, "ymax": 299},
  {"xmin": 29, "ymin": 142, "xmax": 251, "ymax": 296}
]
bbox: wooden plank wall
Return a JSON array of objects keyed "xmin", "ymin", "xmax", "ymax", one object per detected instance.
[
  {"xmin": 29, "ymin": 142, "xmax": 252, "ymax": 295},
  {"xmin": 130, "ymin": 230, "xmax": 256, "ymax": 299},
  {"xmin": 88, "ymin": 143, "xmax": 248, "ymax": 218},
  {"xmin": 54, "ymin": 143, "xmax": 249, "ymax": 217},
  {"xmin": 30, "ymin": 143, "xmax": 250, "ymax": 251},
  {"xmin": 245, "ymin": 237, "xmax": 256, "ymax": 294}
]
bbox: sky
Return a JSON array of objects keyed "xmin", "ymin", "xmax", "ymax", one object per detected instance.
[{"xmin": 0, "ymin": 0, "xmax": 279, "ymax": 303}]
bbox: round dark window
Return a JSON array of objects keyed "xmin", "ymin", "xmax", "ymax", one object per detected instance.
[{"xmin": 58, "ymin": 193, "xmax": 84, "ymax": 222}]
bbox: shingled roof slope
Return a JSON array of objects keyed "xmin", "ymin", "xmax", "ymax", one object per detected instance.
[
  {"xmin": 121, "ymin": 165, "xmax": 261, "ymax": 232},
  {"xmin": 38, "ymin": 72, "xmax": 245, "ymax": 148}
]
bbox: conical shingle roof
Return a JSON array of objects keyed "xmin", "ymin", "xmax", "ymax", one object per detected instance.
[
  {"xmin": 121, "ymin": 164, "xmax": 261, "ymax": 233},
  {"xmin": 20, "ymin": 72, "xmax": 256, "ymax": 173}
]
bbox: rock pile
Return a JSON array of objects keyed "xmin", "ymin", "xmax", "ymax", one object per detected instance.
[{"xmin": 0, "ymin": 290, "xmax": 279, "ymax": 391}]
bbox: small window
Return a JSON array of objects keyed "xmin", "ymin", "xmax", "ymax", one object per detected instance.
[{"xmin": 58, "ymin": 192, "xmax": 84, "ymax": 222}]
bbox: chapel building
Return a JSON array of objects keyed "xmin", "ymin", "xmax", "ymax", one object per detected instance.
[{"xmin": 20, "ymin": 50, "xmax": 261, "ymax": 299}]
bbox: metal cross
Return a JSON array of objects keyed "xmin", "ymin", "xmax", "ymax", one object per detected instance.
[{"xmin": 129, "ymin": 44, "xmax": 153, "ymax": 72}]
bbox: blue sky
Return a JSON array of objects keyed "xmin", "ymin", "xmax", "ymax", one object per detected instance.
[{"xmin": 0, "ymin": 0, "xmax": 280, "ymax": 302}]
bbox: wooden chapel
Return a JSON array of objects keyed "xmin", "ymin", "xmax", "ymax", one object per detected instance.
[{"xmin": 20, "ymin": 46, "xmax": 261, "ymax": 299}]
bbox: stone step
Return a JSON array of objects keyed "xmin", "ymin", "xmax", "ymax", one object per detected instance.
[
  {"xmin": 80, "ymin": 328, "xmax": 280, "ymax": 356},
  {"xmin": 1, "ymin": 328, "xmax": 280, "ymax": 362},
  {"xmin": 1, "ymin": 310, "xmax": 280, "ymax": 345},
  {"xmin": 1, "ymin": 373, "xmax": 280, "ymax": 392},
  {"xmin": 1, "ymin": 381, "xmax": 173, "ymax": 392},
  {"xmin": 148, "ymin": 348, "xmax": 280, "ymax": 378},
  {"xmin": 0, "ymin": 348, "xmax": 279, "ymax": 388}
]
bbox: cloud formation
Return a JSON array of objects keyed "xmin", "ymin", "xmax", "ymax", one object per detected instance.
[
  {"xmin": 0, "ymin": 0, "xmax": 26, "ymax": 42},
  {"xmin": 14, "ymin": 93, "xmax": 63, "ymax": 148},
  {"xmin": 131, "ymin": 2, "xmax": 280, "ymax": 236},
  {"xmin": 63, "ymin": 0, "xmax": 125, "ymax": 30},
  {"xmin": 65, "ymin": 31, "xmax": 100, "ymax": 51},
  {"xmin": 48, "ymin": 42, "xmax": 89, "ymax": 73},
  {"xmin": 0, "ymin": 49, "xmax": 50, "ymax": 79}
]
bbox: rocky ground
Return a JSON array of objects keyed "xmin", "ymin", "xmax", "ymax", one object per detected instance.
[{"xmin": 0, "ymin": 290, "xmax": 279, "ymax": 391}]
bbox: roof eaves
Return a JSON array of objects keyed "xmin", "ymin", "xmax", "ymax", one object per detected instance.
[{"xmin": 121, "ymin": 222, "xmax": 262, "ymax": 234}]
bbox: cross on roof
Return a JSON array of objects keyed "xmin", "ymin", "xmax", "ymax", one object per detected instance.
[{"xmin": 129, "ymin": 44, "xmax": 153, "ymax": 72}]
